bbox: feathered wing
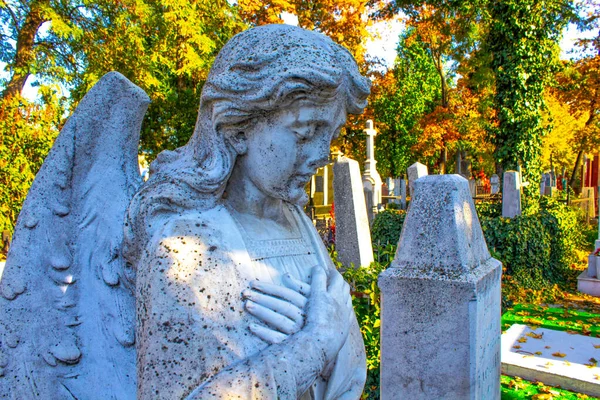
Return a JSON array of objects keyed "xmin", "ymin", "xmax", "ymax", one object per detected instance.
[{"xmin": 0, "ymin": 72, "xmax": 150, "ymax": 399}]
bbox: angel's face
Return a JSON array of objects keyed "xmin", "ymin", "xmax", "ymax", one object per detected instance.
[{"xmin": 234, "ymin": 98, "xmax": 347, "ymax": 205}]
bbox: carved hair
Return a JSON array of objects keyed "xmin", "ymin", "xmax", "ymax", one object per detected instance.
[{"xmin": 124, "ymin": 25, "xmax": 370, "ymax": 264}]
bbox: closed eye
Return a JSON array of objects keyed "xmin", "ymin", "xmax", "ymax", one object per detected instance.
[{"xmin": 294, "ymin": 124, "xmax": 316, "ymax": 140}]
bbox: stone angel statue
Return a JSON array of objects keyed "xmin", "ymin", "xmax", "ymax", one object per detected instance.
[{"xmin": 0, "ymin": 24, "xmax": 371, "ymax": 399}]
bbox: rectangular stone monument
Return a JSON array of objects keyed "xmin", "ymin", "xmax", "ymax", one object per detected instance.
[
  {"xmin": 399, "ymin": 179, "xmax": 407, "ymax": 210},
  {"xmin": 490, "ymin": 174, "xmax": 500, "ymax": 194},
  {"xmin": 407, "ymin": 162, "xmax": 428, "ymax": 198},
  {"xmin": 502, "ymin": 171, "xmax": 521, "ymax": 218},
  {"xmin": 540, "ymin": 173, "xmax": 546, "ymax": 196},
  {"xmin": 468, "ymin": 179, "xmax": 476, "ymax": 198},
  {"xmin": 379, "ymin": 175, "xmax": 502, "ymax": 400},
  {"xmin": 333, "ymin": 156, "xmax": 374, "ymax": 268}
]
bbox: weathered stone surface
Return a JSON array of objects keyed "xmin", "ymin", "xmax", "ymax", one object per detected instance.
[
  {"xmin": 334, "ymin": 156, "xmax": 374, "ymax": 268},
  {"xmin": 379, "ymin": 175, "xmax": 501, "ymax": 400},
  {"xmin": 502, "ymin": 171, "xmax": 521, "ymax": 218},
  {"xmin": 407, "ymin": 162, "xmax": 428, "ymax": 197},
  {"xmin": 0, "ymin": 71, "xmax": 148, "ymax": 399}
]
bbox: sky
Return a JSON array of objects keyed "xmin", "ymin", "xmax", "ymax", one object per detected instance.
[{"xmin": 5, "ymin": 13, "xmax": 599, "ymax": 101}]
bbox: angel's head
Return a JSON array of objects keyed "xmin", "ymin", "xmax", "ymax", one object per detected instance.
[
  {"xmin": 125, "ymin": 24, "xmax": 369, "ymax": 261},
  {"xmin": 149, "ymin": 25, "xmax": 368, "ymax": 199}
]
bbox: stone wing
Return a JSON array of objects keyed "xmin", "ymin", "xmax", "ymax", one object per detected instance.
[{"xmin": 0, "ymin": 72, "xmax": 149, "ymax": 399}]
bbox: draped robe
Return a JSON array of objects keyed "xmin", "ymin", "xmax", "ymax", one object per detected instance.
[{"xmin": 136, "ymin": 202, "xmax": 366, "ymax": 399}]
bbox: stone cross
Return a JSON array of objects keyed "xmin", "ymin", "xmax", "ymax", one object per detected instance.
[
  {"xmin": 490, "ymin": 174, "xmax": 500, "ymax": 194},
  {"xmin": 407, "ymin": 162, "xmax": 428, "ymax": 198},
  {"xmin": 379, "ymin": 175, "xmax": 501, "ymax": 399},
  {"xmin": 362, "ymin": 120, "xmax": 382, "ymax": 223},
  {"xmin": 334, "ymin": 156, "xmax": 374, "ymax": 268}
]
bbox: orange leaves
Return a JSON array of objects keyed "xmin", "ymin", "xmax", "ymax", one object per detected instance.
[{"xmin": 236, "ymin": 0, "xmax": 372, "ymax": 62}]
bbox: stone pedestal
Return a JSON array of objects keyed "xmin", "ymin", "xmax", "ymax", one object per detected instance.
[
  {"xmin": 333, "ymin": 156, "xmax": 374, "ymax": 268},
  {"xmin": 407, "ymin": 162, "xmax": 428, "ymax": 198},
  {"xmin": 502, "ymin": 171, "xmax": 521, "ymax": 218},
  {"xmin": 379, "ymin": 175, "xmax": 501, "ymax": 400}
]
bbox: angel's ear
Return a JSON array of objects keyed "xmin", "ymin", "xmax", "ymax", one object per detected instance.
[{"xmin": 222, "ymin": 127, "xmax": 248, "ymax": 155}]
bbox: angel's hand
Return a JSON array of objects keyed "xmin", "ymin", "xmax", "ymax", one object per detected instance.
[{"xmin": 243, "ymin": 274, "xmax": 310, "ymax": 344}]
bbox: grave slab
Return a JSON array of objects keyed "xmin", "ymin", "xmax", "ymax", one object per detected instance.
[
  {"xmin": 577, "ymin": 271, "xmax": 600, "ymax": 297},
  {"xmin": 501, "ymin": 324, "xmax": 600, "ymax": 397}
]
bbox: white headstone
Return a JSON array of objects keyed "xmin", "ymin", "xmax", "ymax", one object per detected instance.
[
  {"xmin": 490, "ymin": 174, "xmax": 500, "ymax": 194},
  {"xmin": 502, "ymin": 171, "xmax": 521, "ymax": 218},
  {"xmin": 334, "ymin": 156, "xmax": 374, "ymax": 268},
  {"xmin": 379, "ymin": 175, "xmax": 501, "ymax": 399},
  {"xmin": 407, "ymin": 162, "xmax": 428, "ymax": 197},
  {"xmin": 502, "ymin": 324, "xmax": 600, "ymax": 397}
]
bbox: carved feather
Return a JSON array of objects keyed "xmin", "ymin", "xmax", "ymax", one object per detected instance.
[{"xmin": 0, "ymin": 72, "xmax": 149, "ymax": 399}]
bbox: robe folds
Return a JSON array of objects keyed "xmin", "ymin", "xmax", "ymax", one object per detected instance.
[{"xmin": 136, "ymin": 202, "xmax": 366, "ymax": 399}]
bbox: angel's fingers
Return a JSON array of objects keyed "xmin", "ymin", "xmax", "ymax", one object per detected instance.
[
  {"xmin": 249, "ymin": 323, "xmax": 287, "ymax": 345},
  {"xmin": 282, "ymin": 274, "xmax": 311, "ymax": 297},
  {"xmin": 242, "ymin": 290, "xmax": 304, "ymax": 322},
  {"xmin": 245, "ymin": 300, "xmax": 297, "ymax": 334},
  {"xmin": 250, "ymin": 281, "xmax": 307, "ymax": 308}
]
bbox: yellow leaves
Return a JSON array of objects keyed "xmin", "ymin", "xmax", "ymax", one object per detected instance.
[
  {"xmin": 526, "ymin": 332, "xmax": 544, "ymax": 339},
  {"xmin": 593, "ymin": 344, "xmax": 600, "ymax": 349},
  {"xmin": 518, "ymin": 337, "xmax": 528, "ymax": 343},
  {"xmin": 585, "ymin": 358, "xmax": 598, "ymax": 368},
  {"xmin": 513, "ymin": 345, "xmax": 522, "ymax": 349},
  {"xmin": 551, "ymin": 352, "xmax": 566, "ymax": 358},
  {"xmin": 532, "ymin": 394, "xmax": 554, "ymax": 400},
  {"xmin": 535, "ymin": 351, "xmax": 543, "ymax": 355}
]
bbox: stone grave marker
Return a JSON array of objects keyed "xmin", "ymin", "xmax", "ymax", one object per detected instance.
[
  {"xmin": 502, "ymin": 324, "xmax": 600, "ymax": 397},
  {"xmin": 468, "ymin": 179, "xmax": 477, "ymax": 197},
  {"xmin": 502, "ymin": 171, "xmax": 521, "ymax": 218},
  {"xmin": 407, "ymin": 162, "xmax": 428, "ymax": 198},
  {"xmin": 490, "ymin": 174, "xmax": 500, "ymax": 194},
  {"xmin": 379, "ymin": 175, "xmax": 502, "ymax": 399},
  {"xmin": 333, "ymin": 156, "xmax": 374, "ymax": 268},
  {"xmin": 399, "ymin": 178, "xmax": 407, "ymax": 210}
]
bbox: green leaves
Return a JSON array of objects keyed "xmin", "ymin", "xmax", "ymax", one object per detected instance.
[{"xmin": 487, "ymin": 0, "xmax": 574, "ymax": 195}]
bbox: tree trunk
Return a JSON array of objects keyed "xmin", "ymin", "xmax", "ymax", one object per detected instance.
[
  {"xmin": 3, "ymin": 1, "xmax": 49, "ymax": 99},
  {"xmin": 569, "ymin": 149, "xmax": 584, "ymax": 193},
  {"xmin": 439, "ymin": 146, "xmax": 447, "ymax": 174},
  {"xmin": 568, "ymin": 102, "xmax": 596, "ymax": 192}
]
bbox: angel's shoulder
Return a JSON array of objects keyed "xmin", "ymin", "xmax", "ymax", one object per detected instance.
[{"xmin": 146, "ymin": 205, "xmax": 243, "ymax": 263}]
